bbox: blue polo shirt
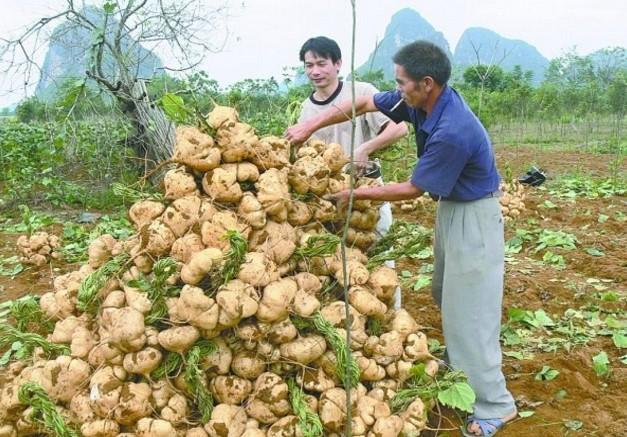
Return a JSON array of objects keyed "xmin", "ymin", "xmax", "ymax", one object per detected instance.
[{"xmin": 373, "ymin": 86, "xmax": 500, "ymax": 201}]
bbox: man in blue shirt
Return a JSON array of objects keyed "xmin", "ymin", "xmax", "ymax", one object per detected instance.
[{"xmin": 285, "ymin": 40, "xmax": 517, "ymax": 437}]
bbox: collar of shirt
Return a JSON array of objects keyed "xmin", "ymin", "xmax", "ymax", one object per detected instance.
[{"xmin": 420, "ymin": 85, "xmax": 452, "ymax": 135}]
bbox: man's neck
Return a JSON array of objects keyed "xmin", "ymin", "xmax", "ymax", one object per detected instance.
[
  {"xmin": 422, "ymin": 85, "xmax": 444, "ymax": 114},
  {"xmin": 313, "ymin": 79, "xmax": 341, "ymax": 100}
]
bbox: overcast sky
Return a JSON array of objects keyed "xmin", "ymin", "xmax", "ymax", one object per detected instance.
[{"xmin": 1, "ymin": 0, "xmax": 626, "ymax": 107}]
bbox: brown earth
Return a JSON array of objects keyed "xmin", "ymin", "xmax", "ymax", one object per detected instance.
[
  {"xmin": 396, "ymin": 146, "xmax": 626, "ymax": 436},
  {"xmin": 0, "ymin": 146, "xmax": 625, "ymax": 436}
]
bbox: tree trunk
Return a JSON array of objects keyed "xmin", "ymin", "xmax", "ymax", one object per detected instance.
[{"xmin": 114, "ymin": 80, "xmax": 176, "ymax": 182}]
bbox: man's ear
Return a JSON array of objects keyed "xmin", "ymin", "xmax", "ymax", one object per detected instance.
[
  {"xmin": 422, "ymin": 76, "xmax": 435, "ymax": 93},
  {"xmin": 423, "ymin": 76, "xmax": 435, "ymax": 92},
  {"xmin": 335, "ymin": 59, "xmax": 342, "ymax": 73}
]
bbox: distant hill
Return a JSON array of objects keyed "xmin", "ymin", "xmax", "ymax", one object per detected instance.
[
  {"xmin": 356, "ymin": 8, "xmax": 452, "ymax": 80},
  {"xmin": 36, "ymin": 6, "xmax": 162, "ymax": 101},
  {"xmin": 356, "ymin": 9, "xmax": 549, "ymax": 84},
  {"xmin": 587, "ymin": 47, "xmax": 627, "ymax": 83},
  {"xmin": 454, "ymin": 27, "xmax": 549, "ymax": 84}
]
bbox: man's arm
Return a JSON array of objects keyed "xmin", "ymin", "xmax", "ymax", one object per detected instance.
[
  {"xmin": 332, "ymin": 181, "xmax": 424, "ymax": 203},
  {"xmin": 285, "ymin": 95, "xmax": 378, "ymax": 145},
  {"xmin": 355, "ymin": 121, "xmax": 408, "ymax": 164}
]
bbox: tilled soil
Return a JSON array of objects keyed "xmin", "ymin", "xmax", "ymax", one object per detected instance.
[{"xmin": 0, "ymin": 145, "xmax": 625, "ymax": 436}]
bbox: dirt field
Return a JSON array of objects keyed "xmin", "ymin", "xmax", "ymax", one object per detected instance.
[
  {"xmin": 397, "ymin": 146, "xmax": 626, "ymax": 436},
  {"xmin": 0, "ymin": 145, "xmax": 624, "ymax": 436}
]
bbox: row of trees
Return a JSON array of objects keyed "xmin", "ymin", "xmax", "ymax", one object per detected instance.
[
  {"xmin": 13, "ymin": 48, "xmax": 625, "ymax": 131},
  {"xmin": 455, "ymin": 47, "xmax": 626, "ymax": 127}
]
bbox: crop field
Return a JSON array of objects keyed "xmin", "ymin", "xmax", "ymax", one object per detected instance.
[
  {"xmin": 0, "ymin": 136, "xmax": 624, "ymax": 436},
  {"xmin": 393, "ymin": 145, "xmax": 626, "ymax": 436}
]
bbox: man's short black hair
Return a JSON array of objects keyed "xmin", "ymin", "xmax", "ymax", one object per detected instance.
[
  {"xmin": 393, "ymin": 40, "xmax": 451, "ymax": 85},
  {"xmin": 299, "ymin": 36, "xmax": 342, "ymax": 63}
]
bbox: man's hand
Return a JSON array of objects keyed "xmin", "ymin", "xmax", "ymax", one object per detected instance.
[
  {"xmin": 329, "ymin": 189, "xmax": 351, "ymax": 205},
  {"xmin": 284, "ymin": 121, "xmax": 314, "ymax": 146},
  {"xmin": 353, "ymin": 146, "xmax": 369, "ymax": 170}
]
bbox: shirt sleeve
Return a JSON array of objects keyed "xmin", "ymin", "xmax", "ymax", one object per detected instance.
[
  {"xmin": 297, "ymin": 100, "xmax": 308, "ymax": 123},
  {"xmin": 359, "ymin": 83, "xmax": 391, "ymax": 134},
  {"xmin": 373, "ymin": 91, "xmax": 411, "ymax": 124},
  {"xmin": 410, "ymin": 140, "xmax": 470, "ymax": 197}
]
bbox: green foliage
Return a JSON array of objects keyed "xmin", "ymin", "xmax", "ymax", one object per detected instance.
[
  {"xmin": 0, "ymin": 118, "xmax": 135, "ymax": 210},
  {"xmin": 549, "ymin": 174, "xmax": 626, "ymax": 199},
  {"xmin": 390, "ymin": 363, "xmax": 475, "ymax": 413},
  {"xmin": 0, "ymin": 323, "xmax": 69, "ymax": 366},
  {"xmin": 15, "ymin": 96, "xmax": 48, "ymax": 122},
  {"xmin": 184, "ymin": 340, "xmax": 217, "ymax": 422},
  {"xmin": 9, "ymin": 295, "xmax": 53, "ymax": 332},
  {"xmin": 0, "ymin": 256, "xmax": 24, "ymax": 278},
  {"xmin": 60, "ymin": 214, "xmax": 134, "ymax": 263},
  {"xmin": 151, "ymin": 351, "xmax": 184, "ymax": 380},
  {"xmin": 161, "ymin": 93, "xmax": 195, "ymax": 125},
  {"xmin": 454, "ymin": 47, "xmax": 627, "ymax": 126},
  {"xmin": 294, "ymin": 312, "xmax": 361, "ymax": 389},
  {"xmin": 535, "ymin": 365, "xmax": 560, "ymax": 381},
  {"xmin": 367, "ymin": 221, "xmax": 432, "ymax": 269},
  {"xmin": 222, "ymin": 230, "xmax": 249, "ymax": 284},
  {"xmin": 288, "ymin": 379, "xmax": 324, "ymax": 437},
  {"xmin": 462, "ymin": 64, "xmax": 506, "ymax": 92},
  {"xmin": 293, "ymin": 233, "xmax": 341, "ymax": 260},
  {"xmin": 127, "ymin": 258, "xmax": 180, "ymax": 325},
  {"xmin": 18, "ymin": 383, "xmax": 78, "ymax": 437},
  {"xmin": 77, "ymin": 254, "xmax": 130, "ymax": 314},
  {"xmin": 592, "ymin": 351, "xmax": 610, "ymax": 377},
  {"xmin": 534, "ymin": 229, "xmax": 577, "ymax": 252},
  {"xmin": 352, "ymin": 69, "xmax": 396, "ymax": 92}
]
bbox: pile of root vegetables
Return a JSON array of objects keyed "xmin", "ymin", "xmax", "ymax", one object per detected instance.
[
  {"xmin": 0, "ymin": 106, "xmax": 440, "ymax": 437},
  {"xmin": 16, "ymin": 232, "xmax": 62, "ymax": 266},
  {"xmin": 499, "ymin": 180, "xmax": 527, "ymax": 220}
]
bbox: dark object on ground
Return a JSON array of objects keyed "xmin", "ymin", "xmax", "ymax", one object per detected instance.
[
  {"xmin": 518, "ymin": 166, "xmax": 546, "ymax": 186},
  {"xmin": 344, "ymin": 160, "xmax": 382, "ymax": 179}
]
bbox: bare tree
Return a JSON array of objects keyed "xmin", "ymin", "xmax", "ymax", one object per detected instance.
[
  {"xmin": 468, "ymin": 40, "xmax": 511, "ymax": 117},
  {"xmin": 1, "ymin": 0, "xmax": 231, "ymax": 169}
]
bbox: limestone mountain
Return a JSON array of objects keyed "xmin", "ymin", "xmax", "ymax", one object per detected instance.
[
  {"xmin": 453, "ymin": 27, "xmax": 549, "ymax": 84},
  {"xmin": 36, "ymin": 6, "xmax": 162, "ymax": 100},
  {"xmin": 356, "ymin": 9, "xmax": 549, "ymax": 85},
  {"xmin": 356, "ymin": 8, "xmax": 452, "ymax": 80}
]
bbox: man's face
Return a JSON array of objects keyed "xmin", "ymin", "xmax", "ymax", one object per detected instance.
[
  {"xmin": 394, "ymin": 64, "xmax": 429, "ymax": 109},
  {"xmin": 303, "ymin": 51, "xmax": 341, "ymax": 89}
]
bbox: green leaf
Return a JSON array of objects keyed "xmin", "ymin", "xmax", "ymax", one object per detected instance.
[
  {"xmin": 534, "ymin": 309, "xmax": 555, "ymax": 327},
  {"xmin": 504, "ymin": 351, "xmax": 524, "ymax": 360},
  {"xmin": 542, "ymin": 251, "xmax": 565, "ymax": 268},
  {"xmin": 508, "ymin": 308, "xmax": 535, "ymax": 326},
  {"xmin": 0, "ymin": 349, "xmax": 12, "ymax": 366},
  {"xmin": 612, "ymin": 333, "xmax": 627, "ymax": 349},
  {"xmin": 427, "ymin": 339, "xmax": 445, "ymax": 355},
  {"xmin": 605, "ymin": 315, "xmax": 626, "ymax": 329},
  {"xmin": 592, "ymin": 351, "xmax": 610, "ymax": 377},
  {"xmin": 418, "ymin": 263, "xmax": 434, "ymax": 274},
  {"xmin": 412, "ymin": 275, "xmax": 431, "ymax": 291},
  {"xmin": 504, "ymin": 350, "xmax": 534, "ymax": 360},
  {"xmin": 437, "ymin": 382, "xmax": 475, "ymax": 413},
  {"xmin": 564, "ymin": 419, "xmax": 583, "ymax": 431},
  {"xmin": 541, "ymin": 200, "xmax": 558, "ymax": 209},
  {"xmin": 600, "ymin": 291, "xmax": 618, "ymax": 301},
  {"xmin": 598, "ymin": 214, "xmax": 609, "ymax": 223},
  {"xmin": 585, "ymin": 247, "xmax": 604, "ymax": 257},
  {"xmin": 535, "ymin": 365, "xmax": 559, "ymax": 381},
  {"xmin": 518, "ymin": 411, "xmax": 535, "ymax": 418},
  {"xmin": 161, "ymin": 93, "xmax": 189, "ymax": 124},
  {"xmin": 103, "ymin": 2, "xmax": 116, "ymax": 14}
]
